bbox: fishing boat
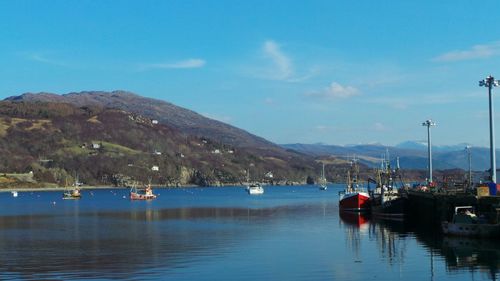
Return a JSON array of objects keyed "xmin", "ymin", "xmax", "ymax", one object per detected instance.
[
  {"xmin": 369, "ymin": 156, "xmax": 407, "ymax": 220},
  {"xmin": 339, "ymin": 159, "xmax": 370, "ymax": 212},
  {"xmin": 318, "ymin": 163, "xmax": 327, "ymax": 191},
  {"xmin": 62, "ymin": 187, "xmax": 81, "ymax": 200},
  {"xmin": 441, "ymin": 206, "xmax": 500, "ymax": 237},
  {"xmin": 130, "ymin": 183, "xmax": 157, "ymax": 200}
]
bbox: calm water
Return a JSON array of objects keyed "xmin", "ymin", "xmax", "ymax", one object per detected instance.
[{"xmin": 0, "ymin": 185, "xmax": 499, "ymax": 281}]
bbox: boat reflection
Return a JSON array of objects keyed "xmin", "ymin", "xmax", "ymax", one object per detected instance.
[
  {"xmin": 367, "ymin": 217, "xmax": 500, "ymax": 280},
  {"xmin": 339, "ymin": 211, "xmax": 370, "ymax": 259},
  {"xmin": 369, "ymin": 219, "xmax": 410, "ymax": 266},
  {"xmin": 339, "ymin": 211, "xmax": 370, "ymax": 228},
  {"xmin": 440, "ymin": 236, "xmax": 500, "ymax": 279}
]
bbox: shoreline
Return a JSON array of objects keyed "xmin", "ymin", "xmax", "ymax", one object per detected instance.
[{"xmin": 0, "ymin": 182, "xmax": 319, "ymax": 193}]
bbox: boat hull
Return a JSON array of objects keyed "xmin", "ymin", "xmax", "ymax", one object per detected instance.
[
  {"xmin": 371, "ymin": 196, "xmax": 407, "ymax": 220},
  {"xmin": 130, "ymin": 192, "xmax": 157, "ymax": 200},
  {"xmin": 441, "ymin": 221, "xmax": 500, "ymax": 237},
  {"xmin": 247, "ymin": 186, "xmax": 264, "ymax": 195},
  {"xmin": 339, "ymin": 192, "xmax": 370, "ymax": 211}
]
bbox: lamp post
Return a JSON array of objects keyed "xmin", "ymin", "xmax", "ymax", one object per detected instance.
[
  {"xmin": 465, "ymin": 145, "xmax": 472, "ymax": 186},
  {"xmin": 422, "ymin": 120, "xmax": 436, "ymax": 183},
  {"xmin": 479, "ymin": 75, "xmax": 500, "ymax": 183}
]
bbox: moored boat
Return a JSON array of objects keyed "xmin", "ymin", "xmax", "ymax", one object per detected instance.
[
  {"xmin": 63, "ymin": 188, "xmax": 81, "ymax": 200},
  {"xmin": 441, "ymin": 206, "xmax": 500, "ymax": 237},
  {"xmin": 130, "ymin": 184, "xmax": 157, "ymax": 200},
  {"xmin": 339, "ymin": 160, "xmax": 370, "ymax": 212},
  {"xmin": 369, "ymin": 155, "xmax": 407, "ymax": 220},
  {"xmin": 318, "ymin": 163, "xmax": 327, "ymax": 191},
  {"xmin": 247, "ymin": 183, "xmax": 264, "ymax": 195}
]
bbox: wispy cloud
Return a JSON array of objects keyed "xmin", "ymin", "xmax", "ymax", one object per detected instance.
[
  {"xmin": 140, "ymin": 58, "xmax": 206, "ymax": 70},
  {"xmin": 26, "ymin": 53, "xmax": 67, "ymax": 66},
  {"xmin": 264, "ymin": 98, "xmax": 275, "ymax": 105},
  {"xmin": 305, "ymin": 82, "xmax": 360, "ymax": 101},
  {"xmin": 251, "ymin": 40, "xmax": 316, "ymax": 82},
  {"xmin": 372, "ymin": 122, "xmax": 388, "ymax": 132},
  {"xmin": 314, "ymin": 125, "xmax": 331, "ymax": 132},
  {"xmin": 263, "ymin": 40, "xmax": 293, "ymax": 80},
  {"xmin": 432, "ymin": 41, "xmax": 500, "ymax": 62}
]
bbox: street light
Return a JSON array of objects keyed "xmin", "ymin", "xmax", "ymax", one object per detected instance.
[
  {"xmin": 422, "ymin": 119, "xmax": 436, "ymax": 183},
  {"xmin": 479, "ymin": 75, "xmax": 500, "ymax": 183},
  {"xmin": 465, "ymin": 145, "xmax": 472, "ymax": 186}
]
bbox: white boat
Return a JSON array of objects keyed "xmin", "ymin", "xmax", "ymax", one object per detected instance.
[
  {"xmin": 441, "ymin": 206, "xmax": 500, "ymax": 237},
  {"xmin": 245, "ymin": 168, "xmax": 264, "ymax": 195},
  {"xmin": 318, "ymin": 163, "xmax": 327, "ymax": 190},
  {"xmin": 11, "ymin": 191, "xmax": 18, "ymax": 197},
  {"xmin": 247, "ymin": 183, "xmax": 264, "ymax": 195}
]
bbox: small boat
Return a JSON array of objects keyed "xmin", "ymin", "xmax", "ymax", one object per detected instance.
[
  {"xmin": 318, "ymin": 163, "xmax": 327, "ymax": 191},
  {"xmin": 245, "ymin": 168, "xmax": 264, "ymax": 195},
  {"xmin": 441, "ymin": 206, "xmax": 500, "ymax": 237},
  {"xmin": 62, "ymin": 188, "xmax": 81, "ymax": 200},
  {"xmin": 247, "ymin": 183, "xmax": 264, "ymax": 195},
  {"xmin": 339, "ymin": 160, "xmax": 370, "ymax": 212},
  {"xmin": 130, "ymin": 183, "xmax": 157, "ymax": 200},
  {"xmin": 11, "ymin": 191, "xmax": 18, "ymax": 197}
]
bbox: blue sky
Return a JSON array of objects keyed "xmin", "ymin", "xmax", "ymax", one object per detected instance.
[{"xmin": 1, "ymin": 1, "xmax": 500, "ymax": 147}]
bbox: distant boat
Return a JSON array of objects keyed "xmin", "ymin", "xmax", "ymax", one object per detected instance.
[
  {"xmin": 247, "ymin": 183, "xmax": 264, "ymax": 195},
  {"xmin": 339, "ymin": 160, "xmax": 370, "ymax": 212},
  {"xmin": 130, "ymin": 183, "xmax": 157, "ymax": 200},
  {"xmin": 11, "ymin": 191, "xmax": 18, "ymax": 198},
  {"xmin": 441, "ymin": 206, "xmax": 500, "ymax": 237},
  {"xmin": 245, "ymin": 168, "xmax": 264, "ymax": 195},
  {"xmin": 63, "ymin": 188, "xmax": 81, "ymax": 200},
  {"xmin": 318, "ymin": 163, "xmax": 327, "ymax": 191},
  {"xmin": 63, "ymin": 177, "xmax": 82, "ymax": 200}
]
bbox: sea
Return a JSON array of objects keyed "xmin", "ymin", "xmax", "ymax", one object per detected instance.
[{"xmin": 0, "ymin": 184, "xmax": 498, "ymax": 281}]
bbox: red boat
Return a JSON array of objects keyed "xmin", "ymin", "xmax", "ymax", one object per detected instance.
[
  {"xmin": 130, "ymin": 184, "xmax": 157, "ymax": 200},
  {"xmin": 339, "ymin": 165, "xmax": 371, "ymax": 212},
  {"xmin": 339, "ymin": 190, "xmax": 370, "ymax": 211}
]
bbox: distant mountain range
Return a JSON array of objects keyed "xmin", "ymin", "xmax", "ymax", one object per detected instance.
[{"xmin": 281, "ymin": 142, "xmax": 492, "ymax": 171}]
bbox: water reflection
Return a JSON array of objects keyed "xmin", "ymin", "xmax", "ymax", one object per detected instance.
[
  {"xmin": 0, "ymin": 202, "xmax": 336, "ymax": 280},
  {"xmin": 339, "ymin": 211, "xmax": 370, "ymax": 260},
  {"xmin": 370, "ymin": 219, "xmax": 410, "ymax": 266},
  {"xmin": 341, "ymin": 211, "xmax": 500, "ymax": 280}
]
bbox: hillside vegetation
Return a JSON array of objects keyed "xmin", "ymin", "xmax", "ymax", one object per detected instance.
[{"xmin": 0, "ymin": 99, "xmax": 318, "ymax": 188}]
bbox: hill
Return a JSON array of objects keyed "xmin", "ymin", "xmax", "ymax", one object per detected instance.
[
  {"xmin": 0, "ymin": 97, "xmax": 318, "ymax": 187},
  {"xmin": 6, "ymin": 91, "xmax": 278, "ymax": 151}
]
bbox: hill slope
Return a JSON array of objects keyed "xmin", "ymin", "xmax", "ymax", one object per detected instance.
[
  {"xmin": 0, "ymin": 99, "xmax": 317, "ymax": 187},
  {"xmin": 6, "ymin": 91, "xmax": 278, "ymax": 150}
]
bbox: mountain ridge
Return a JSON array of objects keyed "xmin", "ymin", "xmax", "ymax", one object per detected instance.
[{"xmin": 6, "ymin": 90, "xmax": 279, "ymax": 151}]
